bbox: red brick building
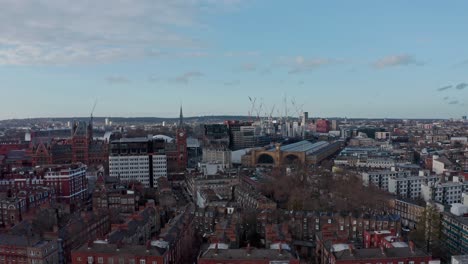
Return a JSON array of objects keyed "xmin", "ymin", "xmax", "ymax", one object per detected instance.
[
  {"xmin": 0, "ymin": 187, "xmax": 55, "ymax": 227},
  {"xmin": 30, "ymin": 120, "xmax": 108, "ymax": 167},
  {"xmin": 0, "ymin": 139, "xmax": 28, "ymax": 156},
  {"xmin": 166, "ymin": 106, "xmax": 188, "ymax": 176},
  {"xmin": 315, "ymin": 232, "xmax": 433, "ymax": 264},
  {"xmin": 72, "ymin": 204, "xmax": 196, "ymax": 264},
  {"xmin": 72, "ymin": 242, "xmax": 166, "ymax": 264},
  {"xmin": 364, "ymin": 230, "xmax": 396, "ymax": 249},
  {"xmin": 316, "ymin": 119, "xmax": 330, "ymax": 133},
  {"xmin": 0, "ymin": 234, "xmax": 59, "ymax": 264},
  {"xmin": 198, "ymin": 246, "xmax": 300, "ymax": 264},
  {"xmin": 42, "ymin": 163, "xmax": 88, "ymax": 205},
  {"xmin": 43, "ymin": 210, "xmax": 111, "ymax": 263}
]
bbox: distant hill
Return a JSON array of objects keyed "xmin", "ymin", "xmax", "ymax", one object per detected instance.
[{"xmin": 0, "ymin": 116, "xmax": 253, "ymax": 124}]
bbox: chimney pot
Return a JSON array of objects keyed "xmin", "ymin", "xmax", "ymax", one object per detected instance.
[
  {"xmin": 348, "ymin": 244, "xmax": 354, "ymax": 256},
  {"xmin": 380, "ymin": 245, "xmax": 386, "ymax": 256},
  {"xmin": 409, "ymin": 241, "xmax": 415, "ymax": 253}
]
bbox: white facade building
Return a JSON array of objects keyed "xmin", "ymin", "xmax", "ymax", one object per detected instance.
[
  {"xmin": 356, "ymin": 158, "xmax": 395, "ymax": 169},
  {"xmin": 109, "ymin": 137, "xmax": 168, "ymax": 188},
  {"xmin": 388, "ymin": 174, "xmax": 439, "ymax": 199},
  {"xmin": 362, "ymin": 170, "xmax": 411, "ymax": 190},
  {"xmin": 202, "ymin": 148, "xmax": 232, "ymax": 168},
  {"xmin": 421, "ymin": 180, "xmax": 468, "ymax": 205},
  {"xmin": 109, "ymin": 154, "xmax": 167, "ymax": 188}
]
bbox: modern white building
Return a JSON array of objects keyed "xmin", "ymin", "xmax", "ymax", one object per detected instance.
[
  {"xmin": 109, "ymin": 137, "xmax": 167, "ymax": 188},
  {"xmin": 375, "ymin": 131, "xmax": 391, "ymax": 140},
  {"xmin": 362, "ymin": 170, "xmax": 411, "ymax": 190},
  {"xmin": 356, "ymin": 158, "xmax": 395, "ymax": 169},
  {"xmin": 421, "ymin": 179, "xmax": 468, "ymax": 205},
  {"xmin": 202, "ymin": 148, "xmax": 232, "ymax": 168},
  {"xmin": 363, "ymin": 169, "xmax": 439, "ymax": 199},
  {"xmin": 388, "ymin": 174, "xmax": 439, "ymax": 199}
]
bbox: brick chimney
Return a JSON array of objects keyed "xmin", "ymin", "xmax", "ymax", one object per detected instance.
[
  {"xmin": 409, "ymin": 241, "xmax": 415, "ymax": 253},
  {"xmin": 87, "ymin": 240, "xmax": 93, "ymax": 250},
  {"xmin": 116, "ymin": 241, "xmax": 123, "ymax": 252},
  {"xmin": 278, "ymin": 242, "xmax": 283, "ymax": 255},
  {"xmin": 146, "ymin": 240, "xmax": 151, "ymax": 253},
  {"xmin": 246, "ymin": 243, "xmax": 251, "ymax": 256},
  {"xmin": 348, "ymin": 244, "xmax": 354, "ymax": 256},
  {"xmin": 380, "ymin": 245, "xmax": 386, "ymax": 256},
  {"xmin": 215, "ymin": 242, "xmax": 219, "ymax": 255}
]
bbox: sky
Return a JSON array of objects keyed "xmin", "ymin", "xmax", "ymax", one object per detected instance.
[{"xmin": 0, "ymin": 0, "xmax": 467, "ymax": 120}]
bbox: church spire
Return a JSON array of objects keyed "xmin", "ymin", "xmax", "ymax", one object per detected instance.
[{"xmin": 179, "ymin": 105, "xmax": 184, "ymax": 128}]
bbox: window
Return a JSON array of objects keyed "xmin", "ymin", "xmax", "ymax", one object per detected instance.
[
  {"xmin": 88, "ymin": 256, "xmax": 93, "ymax": 264},
  {"xmin": 409, "ymin": 262, "xmax": 415, "ymax": 264},
  {"xmin": 140, "ymin": 260, "xmax": 146, "ymax": 264}
]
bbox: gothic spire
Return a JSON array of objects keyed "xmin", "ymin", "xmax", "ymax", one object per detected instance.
[{"xmin": 179, "ymin": 105, "xmax": 184, "ymax": 128}]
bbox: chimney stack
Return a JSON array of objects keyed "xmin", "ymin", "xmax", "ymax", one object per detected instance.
[
  {"xmin": 409, "ymin": 241, "xmax": 415, "ymax": 253},
  {"xmin": 278, "ymin": 242, "xmax": 283, "ymax": 255},
  {"xmin": 246, "ymin": 243, "xmax": 251, "ymax": 256},
  {"xmin": 146, "ymin": 241, "xmax": 151, "ymax": 252},
  {"xmin": 116, "ymin": 241, "xmax": 123, "ymax": 252},
  {"xmin": 348, "ymin": 244, "xmax": 354, "ymax": 256},
  {"xmin": 380, "ymin": 245, "xmax": 386, "ymax": 256},
  {"xmin": 215, "ymin": 242, "xmax": 219, "ymax": 255},
  {"xmin": 87, "ymin": 240, "xmax": 93, "ymax": 250}
]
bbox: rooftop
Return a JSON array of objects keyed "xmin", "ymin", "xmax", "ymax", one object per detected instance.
[
  {"xmin": 74, "ymin": 242, "xmax": 164, "ymax": 256},
  {"xmin": 201, "ymin": 248, "xmax": 298, "ymax": 260},
  {"xmin": 268, "ymin": 140, "xmax": 330, "ymax": 155},
  {"xmin": 334, "ymin": 247, "xmax": 430, "ymax": 260}
]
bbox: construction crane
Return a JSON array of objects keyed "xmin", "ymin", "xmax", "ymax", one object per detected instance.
[
  {"xmin": 90, "ymin": 100, "xmax": 97, "ymax": 118},
  {"xmin": 89, "ymin": 99, "xmax": 98, "ymax": 126},
  {"xmin": 248, "ymin": 96, "xmax": 257, "ymax": 122},
  {"xmin": 291, "ymin": 98, "xmax": 304, "ymax": 119}
]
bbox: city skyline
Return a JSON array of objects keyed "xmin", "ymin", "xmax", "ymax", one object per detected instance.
[{"xmin": 1, "ymin": 0, "xmax": 467, "ymax": 119}]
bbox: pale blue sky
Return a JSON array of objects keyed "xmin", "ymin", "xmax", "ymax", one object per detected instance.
[{"xmin": 0, "ymin": 0, "xmax": 467, "ymax": 119}]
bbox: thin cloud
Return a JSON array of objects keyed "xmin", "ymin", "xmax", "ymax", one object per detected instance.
[
  {"xmin": 148, "ymin": 76, "xmax": 160, "ymax": 82},
  {"xmin": 224, "ymin": 80, "xmax": 240, "ymax": 86},
  {"xmin": 290, "ymin": 57, "xmax": 336, "ymax": 74},
  {"xmin": 277, "ymin": 56, "xmax": 338, "ymax": 74},
  {"xmin": 455, "ymin": 83, "xmax": 468, "ymax": 90},
  {"xmin": 224, "ymin": 51, "xmax": 260, "ymax": 57},
  {"xmin": 454, "ymin": 59, "xmax": 468, "ymax": 68},
  {"xmin": 448, "ymin": 100, "xmax": 459, "ymax": 105},
  {"xmin": 437, "ymin": 85, "xmax": 452, "ymax": 91},
  {"xmin": 238, "ymin": 63, "xmax": 256, "ymax": 72},
  {"xmin": 172, "ymin": 71, "xmax": 203, "ymax": 83},
  {"xmin": 443, "ymin": 96, "xmax": 449, "ymax": 100},
  {"xmin": 107, "ymin": 76, "xmax": 130, "ymax": 84},
  {"xmin": 372, "ymin": 54, "xmax": 423, "ymax": 69},
  {"xmin": 0, "ymin": 1, "xmax": 243, "ymax": 65},
  {"xmin": 298, "ymin": 80, "xmax": 304, "ymax": 85}
]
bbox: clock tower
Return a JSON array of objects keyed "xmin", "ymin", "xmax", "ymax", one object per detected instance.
[{"xmin": 176, "ymin": 105, "xmax": 187, "ymax": 171}]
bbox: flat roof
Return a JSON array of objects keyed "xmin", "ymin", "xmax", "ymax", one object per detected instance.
[
  {"xmin": 335, "ymin": 247, "xmax": 430, "ymax": 260},
  {"xmin": 268, "ymin": 140, "xmax": 330, "ymax": 155},
  {"xmin": 74, "ymin": 242, "xmax": 165, "ymax": 256},
  {"xmin": 112, "ymin": 137, "xmax": 151, "ymax": 143},
  {"xmin": 201, "ymin": 248, "xmax": 297, "ymax": 260}
]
